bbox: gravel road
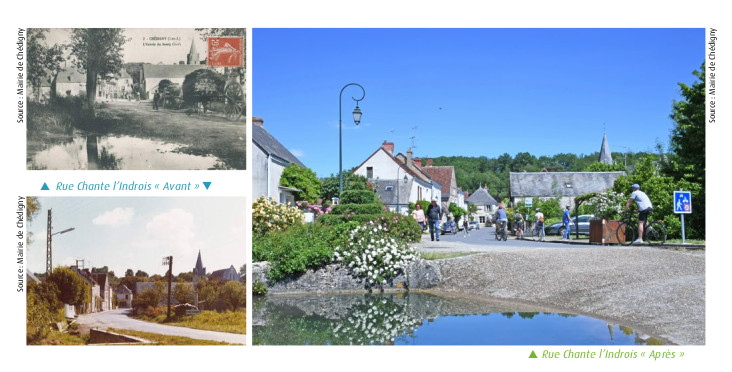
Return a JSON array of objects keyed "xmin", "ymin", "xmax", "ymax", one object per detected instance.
[{"xmin": 418, "ymin": 244, "xmax": 705, "ymax": 345}]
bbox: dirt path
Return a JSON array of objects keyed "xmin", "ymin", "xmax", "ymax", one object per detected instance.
[{"xmin": 98, "ymin": 100, "xmax": 246, "ymax": 169}]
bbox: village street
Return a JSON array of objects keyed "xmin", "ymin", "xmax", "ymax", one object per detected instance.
[
  {"xmin": 412, "ymin": 226, "xmax": 705, "ymax": 345},
  {"xmin": 74, "ymin": 308, "xmax": 247, "ymax": 344},
  {"xmin": 98, "ymin": 100, "xmax": 246, "ymax": 169}
]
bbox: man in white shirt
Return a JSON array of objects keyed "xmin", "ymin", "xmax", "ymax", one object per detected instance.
[{"xmin": 623, "ymin": 183, "xmax": 653, "ymax": 244}]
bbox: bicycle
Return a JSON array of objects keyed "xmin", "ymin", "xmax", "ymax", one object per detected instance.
[
  {"xmin": 514, "ymin": 220, "xmax": 525, "ymax": 240},
  {"xmin": 533, "ymin": 222, "xmax": 545, "ymax": 241},
  {"xmin": 616, "ymin": 211, "xmax": 667, "ymax": 246},
  {"xmin": 495, "ymin": 220, "xmax": 508, "ymax": 241}
]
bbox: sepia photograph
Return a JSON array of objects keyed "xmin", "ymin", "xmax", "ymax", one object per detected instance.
[{"xmin": 26, "ymin": 28, "xmax": 246, "ymax": 170}]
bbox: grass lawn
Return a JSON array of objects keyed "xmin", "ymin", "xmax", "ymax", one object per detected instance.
[
  {"xmin": 135, "ymin": 309, "xmax": 246, "ymax": 334},
  {"xmin": 107, "ymin": 328, "xmax": 237, "ymax": 345},
  {"xmin": 666, "ymin": 239, "xmax": 705, "ymax": 245}
]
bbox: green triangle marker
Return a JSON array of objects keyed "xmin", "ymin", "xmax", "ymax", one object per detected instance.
[
  {"xmin": 203, "ymin": 182, "xmax": 211, "ymax": 190},
  {"xmin": 529, "ymin": 351, "xmax": 538, "ymax": 358},
  {"xmin": 41, "ymin": 182, "xmax": 49, "ymax": 190}
]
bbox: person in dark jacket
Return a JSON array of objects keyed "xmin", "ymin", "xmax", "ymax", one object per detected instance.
[{"xmin": 426, "ymin": 199, "xmax": 441, "ymax": 241}]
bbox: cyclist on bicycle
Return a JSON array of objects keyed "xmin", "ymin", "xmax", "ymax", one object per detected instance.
[
  {"xmin": 494, "ymin": 204, "xmax": 508, "ymax": 236},
  {"xmin": 533, "ymin": 208, "xmax": 545, "ymax": 241},
  {"xmin": 514, "ymin": 213, "xmax": 525, "ymax": 239},
  {"xmin": 622, "ymin": 183, "xmax": 653, "ymax": 245}
]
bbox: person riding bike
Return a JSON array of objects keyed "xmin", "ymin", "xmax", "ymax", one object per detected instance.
[
  {"xmin": 622, "ymin": 183, "xmax": 653, "ymax": 245},
  {"xmin": 494, "ymin": 204, "xmax": 508, "ymax": 238},
  {"xmin": 513, "ymin": 213, "xmax": 525, "ymax": 239}
]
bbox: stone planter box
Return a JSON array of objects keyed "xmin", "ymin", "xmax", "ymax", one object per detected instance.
[{"xmin": 589, "ymin": 219, "xmax": 624, "ymax": 245}]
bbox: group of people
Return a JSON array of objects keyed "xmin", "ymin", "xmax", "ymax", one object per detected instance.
[{"xmin": 407, "ymin": 184, "xmax": 653, "ymax": 244}]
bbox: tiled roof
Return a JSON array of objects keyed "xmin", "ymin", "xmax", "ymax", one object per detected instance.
[
  {"xmin": 509, "ymin": 171, "xmax": 625, "ymax": 197},
  {"xmin": 421, "ymin": 166, "xmax": 455, "ymax": 194},
  {"xmin": 252, "ymin": 124, "xmax": 305, "ymax": 167},
  {"xmin": 56, "ymin": 68, "xmax": 85, "ymax": 84}
]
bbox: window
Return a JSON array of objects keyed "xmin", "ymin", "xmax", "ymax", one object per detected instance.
[
  {"xmin": 366, "ymin": 167, "xmax": 373, "ymax": 179},
  {"xmin": 479, "ymin": 216, "xmax": 485, "ymax": 223},
  {"xmin": 385, "ymin": 186, "xmax": 393, "ymax": 191}
]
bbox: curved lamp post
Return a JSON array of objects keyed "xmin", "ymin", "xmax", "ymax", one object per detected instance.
[{"xmin": 339, "ymin": 83, "xmax": 366, "ymax": 194}]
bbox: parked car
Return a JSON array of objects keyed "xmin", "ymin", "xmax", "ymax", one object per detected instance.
[
  {"xmin": 441, "ymin": 221, "xmax": 458, "ymax": 234},
  {"xmin": 546, "ymin": 214, "xmax": 595, "ymax": 235},
  {"xmin": 468, "ymin": 221, "xmax": 480, "ymax": 230}
]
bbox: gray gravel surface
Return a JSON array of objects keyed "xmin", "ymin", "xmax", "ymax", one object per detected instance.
[{"xmin": 418, "ymin": 243, "xmax": 704, "ymax": 345}]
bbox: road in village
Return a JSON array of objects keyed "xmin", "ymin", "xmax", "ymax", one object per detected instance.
[
  {"xmin": 75, "ymin": 308, "xmax": 246, "ymax": 344},
  {"xmin": 416, "ymin": 224, "xmax": 588, "ymax": 252}
]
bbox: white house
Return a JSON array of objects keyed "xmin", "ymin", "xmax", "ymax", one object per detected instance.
[
  {"xmin": 252, "ymin": 117, "xmax": 306, "ymax": 205},
  {"xmin": 467, "ymin": 186, "xmax": 499, "ymax": 225},
  {"xmin": 353, "ymin": 141, "xmax": 442, "ymax": 213}
]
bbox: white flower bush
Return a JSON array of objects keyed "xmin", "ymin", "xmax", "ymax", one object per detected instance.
[
  {"xmin": 587, "ymin": 191, "xmax": 626, "ymax": 220},
  {"xmin": 331, "ymin": 295, "xmax": 422, "ymax": 345},
  {"xmin": 334, "ymin": 223, "xmax": 417, "ymax": 285}
]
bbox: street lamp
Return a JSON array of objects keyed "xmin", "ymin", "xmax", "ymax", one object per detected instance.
[
  {"xmin": 339, "ymin": 83, "xmax": 366, "ymax": 195},
  {"xmin": 46, "ymin": 208, "xmax": 75, "ymax": 275}
]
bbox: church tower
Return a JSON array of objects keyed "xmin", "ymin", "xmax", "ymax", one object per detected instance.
[
  {"xmin": 192, "ymin": 250, "xmax": 206, "ymax": 282},
  {"xmin": 598, "ymin": 132, "xmax": 613, "ymax": 164},
  {"xmin": 187, "ymin": 38, "xmax": 199, "ymax": 65}
]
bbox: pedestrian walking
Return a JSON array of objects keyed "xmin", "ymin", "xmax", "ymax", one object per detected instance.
[
  {"xmin": 622, "ymin": 183, "xmax": 654, "ymax": 245},
  {"xmin": 463, "ymin": 218, "xmax": 470, "ymax": 237},
  {"xmin": 411, "ymin": 203, "xmax": 426, "ymax": 232},
  {"xmin": 426, "ymin": 200, "xmax": 441, "ymax": 241},
  {"xmin": 533, "ymin": 208, "xmax": 545, "ymax": 241},
  {"xmin": 153, "ymin": 90, "xmax": 160, "ymax": 110},
  {"xmin": 562, "ymin": 205, "xmax": 572, "ymax": 240}
]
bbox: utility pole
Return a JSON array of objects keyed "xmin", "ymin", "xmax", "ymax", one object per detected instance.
[
  {"xmin": 163, "ymin": 256, "xmax": 173, "ymax": 320},
  {"xmin": 46, "ymin": 210, "xmax": 52, "ymax": 275}
]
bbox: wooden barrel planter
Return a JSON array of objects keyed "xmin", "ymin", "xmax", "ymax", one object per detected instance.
[{"xmin": 589, "ymin": 219, "xmax": 625, "ymax": 245}]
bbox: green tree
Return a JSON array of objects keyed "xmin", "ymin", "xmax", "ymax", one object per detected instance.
[
  {"xmin": 27, "ymin": 282, "xmax": 54, "ymax": 344},
  {"xmin": 135, "ymin": 270, "xmax": 149, "ymax": 278},
  {"xmin": 173, "ymin": 283, "xmax": 193, "ymax": 305},
  {"xmin": 583, "ymin": 161, "xmax": 625, "ymax": 172},
  {"xmin": 220, "ymin": 281, "xmax": 246, "ymax": 311},
  {"xmin": 182, "ymin": 69, "xmax": 226, "ymax": 109},
  {"xmin": 69, "ymin": 28, "xmax": 126, "ymax": 111},
  {"xmin": 46, "ymin": 267, "xmax": 88, "ymax": 307},
  {"xmin": 280, "ymin": 164, "xmax": 322, "ymax": 203},
  {"xmin": 124, "ymin": 269, "xmax": 134, "ymax": 277}
]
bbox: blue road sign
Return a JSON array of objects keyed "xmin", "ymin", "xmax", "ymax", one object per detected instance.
[{"xmin": 674, "ymin": 191, "xmax": 692, "ymax": 214}]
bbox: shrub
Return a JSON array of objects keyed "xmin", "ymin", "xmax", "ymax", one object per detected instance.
[
  {"xmin": 340, "ymin": 190, "xmax": 377, "ymax": 204},
  {"xmin": 253, "ymin": 224, "xmax": 335, "ymax": 282},
  {"xmin": 27, "ymin": 284, "xmax": 54, "ymax": 344},
  {"xmin": 252, "ymin": 196, "xmax": 304, "ymax": 237},
  {"xmin": 331, "ymin": 203, "xmax": 384, "ymax": 215},
  {"xmin": 365, "ymin": 213, "xmax": 422, "ymax": 243},
  {"xmin": 252, "ymin": 281, "xmax": 268, "ymax": 296},
  {"xmin": 334, "ymin": 224, "xmax": 417, "ymax": 286}
]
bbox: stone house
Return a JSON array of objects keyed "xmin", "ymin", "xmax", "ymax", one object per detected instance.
[
  {"xmin": 70, "ymin": 266, "xmax": 101, "ymax": 314},
  {"xmin": 116, "ymin": 284, "xmax": 133, "ymax": 308},
  {"xmin": 352, "ymin": 142, "xmax": 442, "ymax": 213},
  {"xmin": 91, "ymin": 272, "xmax": 113, "ymax": 311},
  {"xmin": 467, "ymin": 186, "xmax": 499, "ymax": 225},
  {"xmin": 509, "ymin": 171, "xmax": 626, "ymax": 209},
  {"xmin": 251, "ymin": 117, "xmax": 306, "ymax": 205}
]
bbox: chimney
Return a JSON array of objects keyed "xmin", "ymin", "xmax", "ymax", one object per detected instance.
[
  {"xmin": 382, "ymin": 141, "xmax": 394, "ymax": 154},
  {"xmin": 253, "ymin": 117, "xmax": 264, "ymax": 127},
  {"xmin": 414, "ymin": 158, "xmax": 422, "ymax": 168},
  {"xmin": 426, "ymin": 158, "xmax": 433, "ymax": 166},
  {"xmin": 407, "ymin": 148, "xmax": 413, "ymax": 167}
]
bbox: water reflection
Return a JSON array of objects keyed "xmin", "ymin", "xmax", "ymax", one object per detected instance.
[
  {"xmin": 28, "ymin": 134, "xmax": 224, "ymax": 170},
  {"xmin": 253, "ymin": 292, "xmax": 665, "ymax": 345}
]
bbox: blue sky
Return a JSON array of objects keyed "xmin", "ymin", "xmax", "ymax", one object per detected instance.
[
  {"xmin": 253, "ymin": 28, "xmax": 704, "ymax": 178},
  {"xmin": 27, "ymin": 197, "xmax": 246, "ymax": 276}
]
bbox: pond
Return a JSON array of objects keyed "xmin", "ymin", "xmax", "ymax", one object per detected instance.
[
  {"xmin": 253, "ymin": 292, "xmax": 665, "ymax": 345},
  {"xmin": 27, "ymin": 133, "xmax": 225, "ymax": 170}
]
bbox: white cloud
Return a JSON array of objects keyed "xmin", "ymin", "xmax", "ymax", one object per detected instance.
[
  {"xmin": 93, "ymin": 207, "xmax": 135, "ymax": 227},
  {"xmin": 134, "ymin": 209, "xmax": 199, "ymax": 273}
]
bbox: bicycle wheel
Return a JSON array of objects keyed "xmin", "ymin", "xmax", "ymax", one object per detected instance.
[
  {"xmin": 616, "ymin": 221, "xmax": 636, "ymax": 246},
  {"xmin": 644, "ymin": 221, "xmax": 667, "ymax": 246}
]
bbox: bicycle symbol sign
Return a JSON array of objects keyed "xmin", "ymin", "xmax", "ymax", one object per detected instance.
[{"xmin": 674, "ymin": 191, "xmax": 692, "ymax": 214}]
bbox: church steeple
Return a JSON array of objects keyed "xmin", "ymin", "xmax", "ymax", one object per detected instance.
[
  {"xmin": 193, "ymin": 250, "xmax": 206, "ymax": 281},
  {"xmin": 187, "ymin": 38, "xmax": 199, "ymax": 65},
  {"xmin": 599, "ymin": 132, "xmax": 613, "ymax": 164}
]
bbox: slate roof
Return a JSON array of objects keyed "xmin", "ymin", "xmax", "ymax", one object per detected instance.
[
  {"xmin": 375, "ymin": 178, "xmax": 413, "ymax": 205},
  {"xmin": 467, "ymin": 187, "xmax": 499, "ymax": 206},
  {"xmin": 116, "ymin": 284, "xmax": 132, "ymax": 295},
  {"xmin": 142, "ymin": 64, "xmax": 206, "ymax": 79},
  {"xmin": 209, "ymin": 265, "xmax": 242, "ymax": 283},
  {"xmin": 599, "ymin": 133, "xmax": 613, "ymax": 164},
  {"xmin": 509, "ymin": 171, "xmax": 625, "ymax": 197},
  {"xmin": 252, "ymin": 123, "xmax": 305, "ymax": 167},
  {"xmin": 394, "ymin": 153, "xmax": 436, "ymax": 185}
]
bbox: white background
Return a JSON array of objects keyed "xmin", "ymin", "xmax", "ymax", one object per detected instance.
[{"xmin": 1, "ymin": 1, "xmax": 727, "ymax": 371}]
